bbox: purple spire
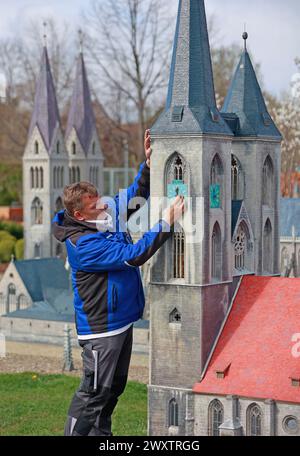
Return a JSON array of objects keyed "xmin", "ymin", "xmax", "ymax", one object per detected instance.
[
  {"xmin": 65, "ymin": 52, "xmax": 96, "ymax": 153},
  {"xmin": 28, "ymin": 47, "xmax": 61, "ymax": 150}
]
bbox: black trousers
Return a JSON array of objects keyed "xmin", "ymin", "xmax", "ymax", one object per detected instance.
[{"xmin": 64, "ymin": 324, "xmax": 133, "ymax": 436}]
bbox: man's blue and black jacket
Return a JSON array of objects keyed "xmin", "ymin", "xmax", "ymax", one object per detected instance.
[{"xmin": 52, "ymin": 161, "xmax": 172, "ymax": 338}]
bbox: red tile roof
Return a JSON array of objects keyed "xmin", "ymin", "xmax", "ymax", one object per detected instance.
[{"xmin": 193, "ymin": 276, "xmax": 300, "ymax": 403}]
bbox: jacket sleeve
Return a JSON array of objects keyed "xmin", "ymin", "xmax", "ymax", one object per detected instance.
[
  {"xmin": 114, "ymin": 161, "xmax": 150, "ymax": 220},
  {"xmin": 76, "ymin": 219, "xmax": 172, "ymax": 272}
]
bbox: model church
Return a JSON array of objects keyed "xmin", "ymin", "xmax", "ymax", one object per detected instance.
[
  {"xmin": 23, "ymin": 44, "xmax": 104, "ymax": 259},
  {"xmin": 148, "ymin": 0, "xmax": 300, "ymax": 436}
]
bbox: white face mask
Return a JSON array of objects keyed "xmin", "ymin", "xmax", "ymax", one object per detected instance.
[{"xmin": 86, "ymin": 212, "xmax": 114, "ymax": 232}]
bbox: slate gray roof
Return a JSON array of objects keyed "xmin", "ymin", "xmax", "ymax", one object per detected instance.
[
  {"xmin": 280, "ymin": 198, "xmax": 300, "ymax": 237},
  {"xmin": 221, "ymin": 49, "xmax": 282, "ymax": 139},
  {"xmin": 6, "ymin": 258, "xmax": 74, "ymax": 321},
  {"xmin": 151, "ymin": 0, "xmax": 232, "ymax": 136},
  {"xmin": 14, "ymin": 258, "xmax": 70, "ymax": 302},
  {"xmin": 65, "ymin": 52, "xmax": 96, "ymax": 152},
  {"xmin": 28, "ymin": 47, "xmax": 61, "ymax": 150}
]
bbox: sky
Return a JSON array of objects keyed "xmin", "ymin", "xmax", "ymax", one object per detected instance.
[{"xmin": 0, "ymin": 0, "xmax": 299, "ymax": 97}]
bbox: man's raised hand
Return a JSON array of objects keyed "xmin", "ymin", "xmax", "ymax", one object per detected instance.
[{"xmin": 144, "ymin": 129, "xmax": 151, "ymax": 168}]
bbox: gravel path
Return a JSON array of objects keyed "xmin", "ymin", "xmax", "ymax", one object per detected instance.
[{"xmin": 0, "ymin": 341, "xmax": 149, "ymax": 384}]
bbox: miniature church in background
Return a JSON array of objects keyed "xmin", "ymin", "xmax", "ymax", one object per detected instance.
[
  {"xmin": 22, "ymin": 38, "xmax": 103, "ymax": 260},
  {"xmin": 148, "ymin": 0, "xmax": 300, "ymax": 437}
]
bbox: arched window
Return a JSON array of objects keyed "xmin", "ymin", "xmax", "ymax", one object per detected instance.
[
  {"xmin": 212, "ymin": 222, "xmax": 222, "ymax": 281},
  {"xmin": 231, "ymin": 155, "xmax": 244, "ymax": 200},
  {"xmin": 263, "ymin": 219, "xmax": 273, "ymax": 273},
  {"xmin": 208, "ymin": 399, "xmax": 224, "ymax": 436},
  {"xmin": 40, "ymin": 167, "xmax": 43, "ymax": 189},
  {"xmin": 17, "ymin": 294, "xmax": 28, "ymax": 310},
  {"xmin": 56, "ymin": 141, "xmax": 60, "ymax": 154},
  {"xmin": 34, "ymin": 141, "xmax": 39, "ymax": 154},
  {"xmin": 174, "ymin": 156, "xmax": 184, "ymax": 181},
  {"xmin": 35, "ymin": 167, "xmax": 39, "ymax": 189},
  {"xmin": 210, "ymin": 154, "xmax": 223, "ymax": 208},
  {"xmin": 7, "ymin": 283, "xmax": 16, "ymax": 313},
  {"xmin": 30, "ymin": 167, "xmax": 34, "ymax": 189},
  {"xmin": 169, "ymin": 308, "xmax": 181, "ymax": 324},
  {"xmin": 92, "ymin": 142, "xmax": 96, "ymax": 155},
  {"xmin": 167, "ymin": 153, "xmax": 187, "ymax": 185},
  {"xmin": 234, "ymin": 222, "xmax": 250, "ymax": 270},
  {"xmin": 72, "ymin": 142, "xmax": 76, "ymax": 155},
  {"xmin": 173, "ymin": 230, "xmax": 185, "ymax": 279},
  {"xmin": 34, "ymin": 243, "xmax": 41, "ymax": 258},
  {"xmin": 247, "ymin": 404, "xmax": 262, "ymax": 436},
  {"xmin": 55, "ymin": 197, "xmax": 63, "ymax": 213},
  {"xmin": 165, "ymin": 153, "xmax": 188, "ymax": 282},
  {"xmin": 77, "ymin": 167, "xmax": 80, "ymax": 182},
  {"xmin": 262, "ymin": 156, "xmax": 274, "ymax": 207},
  {"xmin": 168, "ymin": 399, "xmax": 179, "ymax": 427},
  {"xmin": 31, "ymin": 197, "xmax": 43, "ymax": 225}
]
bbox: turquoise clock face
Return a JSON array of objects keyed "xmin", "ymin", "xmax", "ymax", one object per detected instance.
[
  {"xmin": 167, "ymin": 180, "xmax": 188, "ymax": 198},
  {"xmin": 210, "ymin": 184, "xmax": 221, "ymax": 208}
]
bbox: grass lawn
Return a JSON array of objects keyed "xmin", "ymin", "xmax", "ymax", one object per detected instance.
[{"xmin": 0, "ymin": 373, "xmax": 147, "ymax": 436}]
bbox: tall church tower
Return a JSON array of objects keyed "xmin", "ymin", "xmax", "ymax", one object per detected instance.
[
  {"xmin": 23, "ymin": 46, "xmax": 68, "ymax": 259},
  {"xmin": 148, "ymin": 0, "xmax": 234, "ymax": 435},
  {"xmin": 221, "ymin": 33, "xmax": 282, "ymax": 275},
  {"xmin": 65, "ymin": 49, "xmax": 104, "ymax": 194}
]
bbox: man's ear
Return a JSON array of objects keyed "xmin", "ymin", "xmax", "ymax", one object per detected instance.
[{"xmin": 73, "ymin": 210, "xmax": 84, "ymax": 221}]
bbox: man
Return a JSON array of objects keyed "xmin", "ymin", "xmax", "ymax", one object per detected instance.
[{"xmin": 52, "ymin": 130, "xmax": 185, "ymax": 436}]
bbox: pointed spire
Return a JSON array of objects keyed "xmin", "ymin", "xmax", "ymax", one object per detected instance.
[
  {"xmin": 65, "ymin": 39, "xmax": 96, "ymax": 153},
  {"xmin": 28, "ymin": 46, "xmax": 61, "ymax": 150},
  {"xmin": 221, "ymin": 34, "xmax": 282, "ymax": 139},
  {"xmin": 151, "ymin": 0, "xmax": 232, "ymax": 136}
]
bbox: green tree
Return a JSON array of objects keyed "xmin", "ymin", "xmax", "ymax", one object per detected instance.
[
  {"xmin": 0, "ymin": 164, "xmax": 22, "ymax": 205},
  {"xmin": 0, "ymin": 230, "xmax": 16, "ymax": 242},
  {"xmin": 0, "ymin": 222, "xmax": 23, "ymax": 240},
  {"xmin": 0, "ymin": 239, "xmax": 16, "ymax": 263},
  {"xmin": 14, "ymin": 238, "xmax": 24, "ymax": 260}
]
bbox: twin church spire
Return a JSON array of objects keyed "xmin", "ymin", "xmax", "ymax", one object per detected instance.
[
  {"xmin": 152, "ymin": 0, "xmax": 232, "ymax": 136},
  {"xmin": 152, "ymin": 0, "xmax": 279, "ymax": 140},
  {"xmin": 221, "ymin": 38, "xmax": 282, "ymax": 139},
  {"xmin": 28, "ymin": 39, "xmax": 97, "ymax": 154},
  {"xmin": 65, "ymin": 51, "xmax": 97, "ymax": 152},
  {"xmin": 28, "ymin": 46, "xmax": 61, "ymax": 150}
]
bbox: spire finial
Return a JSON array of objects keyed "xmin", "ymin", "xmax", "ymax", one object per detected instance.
[
  {"xmin": 78, "ymin": 29, "xmax": 83, "ymax": 54},
  {"xmin": 43, "ymin": 21, "xmax": 47, "ymax": 48},
  {"xmin": 242, "ymin": 24, "xmax": 248, "ymax": 51}
]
